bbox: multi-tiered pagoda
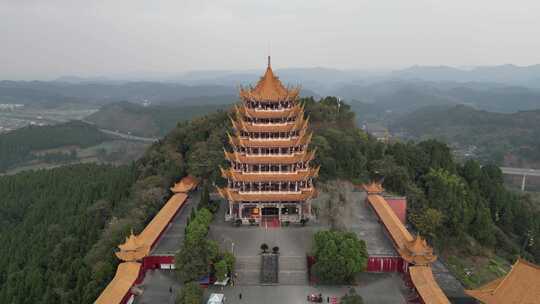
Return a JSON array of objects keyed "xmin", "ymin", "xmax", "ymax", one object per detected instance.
[{"xmin": 218, "ymin": 57, "xmax": 319, "ymax": 226}]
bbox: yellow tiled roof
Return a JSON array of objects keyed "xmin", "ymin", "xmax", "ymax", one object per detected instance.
[
  {"xmin": 409, "ymin": 266, "xmax": 451, "ymax": 304},
  {"xmin": 170, "ymin": 175, "xmax": 199, "ymax": 193},
  {"xmin": 224, "ymin": 150, "xmax": 315, "ymax": 165},
  {"xmin": 239, "ymin": 62, "xmax": 299, "ymax": 101},
  {"xmin": 221, "ymin": 167, "xmax": 319, "ymax": 182},
  {"xmin": 138, "ymin": 193, "xmax": 188, "ymax": 248},
  {"xmin": 231, "ymin": 114, "xmax": 307, "ymax": 133},
  {"xmin": 367, "ymin": 194, "xmax": 414, "ymax": 248},
  {"xmin": 217, "ymin": 187, "xmax": 317, "ymax": 202},
  {"xmin": 115, "ymin": 232, "xmax": 150, "ymax": 262},
  {"xmin": 236, "ymin": 103, "xmax": 303, "ymax": 119},
  {"xmin": 94, "ymin": 262, "xmax": 141, "ymax": 304},
  {"xmin": 228, "ymin": 131, "xmax": 312, "ymax": 148},
  {"xmin": 465, "ymin": 258, "xmax": 540, "ymax": 304}
]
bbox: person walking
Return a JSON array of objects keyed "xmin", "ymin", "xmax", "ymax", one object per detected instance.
[{"xmin": 239, "ymin": 293, "xmax": 242, "ymax": 300}]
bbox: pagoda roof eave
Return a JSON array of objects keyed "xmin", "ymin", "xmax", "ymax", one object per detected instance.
[
  {"xmin": 465, "ymin": 258, "xmax": 540, "ymax": 304},
  {"xmin": 237, "ymin": 104, "xmax": 303, "ymax": 119},
  {"xmin": 229, "ymin": 131, "xmax": 312, "ymax": 148},
  {"xmin": 222, "ymin": 167, "xmax": 319, "ymax": 182},
  {"xmin": 224, "ymin": 150, "xmax": 315, "ymax": 165},
  {"xmin": 232, "ymin": 115, "xmax": 306, "ymax": 133},
  {"xmin": 218, "ymin": 187, "xmax": 317, "ymax": 202}
]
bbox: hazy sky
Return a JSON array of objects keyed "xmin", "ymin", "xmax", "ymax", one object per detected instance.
[{"xmin": 2, "ymin": 0, "xmax": 540, "ymax": 80}]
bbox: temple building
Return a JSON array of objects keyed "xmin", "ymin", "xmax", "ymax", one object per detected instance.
[
  {"xmin": 218, "ymin": 57, "xmax": 319, "ymax": 225},
  {"xmin": 465, "ymin": 258, "xmax": 540, "ymax": 303}
]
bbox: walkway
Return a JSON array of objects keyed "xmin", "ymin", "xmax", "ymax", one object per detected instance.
[{"xmin": 151, "ymin": 190, "xmax": 200, "ymax": 255}]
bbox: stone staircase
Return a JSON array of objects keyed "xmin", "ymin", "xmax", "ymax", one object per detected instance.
[
  {"xmin": 235, "ymin": 256, "xmax": 261, "ymax": 286},
  {"xmin": 234, "ymin": 255, "xmax": 308, "ymax": 286},
  {"xmin": 278, "ymin": 256, "xmax": 308, "ymax": 285}
]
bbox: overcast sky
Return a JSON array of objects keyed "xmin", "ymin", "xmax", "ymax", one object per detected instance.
[{"xmin": 2, "ymin": 0, "xmax": 540, "ymax": 80}]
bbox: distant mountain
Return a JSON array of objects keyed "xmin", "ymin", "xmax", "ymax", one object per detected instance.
[
  {"xmin": 0, "ymin": 81, "xmax": 237, "ymax": 106},
  {"xmin": 391, "ymin": 104, "xmax": 540, "ymax": 166},
  {"xmin": 392, "ymin": 64, "xmax": 540, "ymax": 88},
  {"xmin": 0, "ymin": 78, "xmax": 319, "ymax": 108},
  {"xmin": 86, "ymin": 101, "xmax": 229, "ymax": 137},
  {"xmin": 333, "ymin": 80, "xmax": 540, "ymax": 115}
]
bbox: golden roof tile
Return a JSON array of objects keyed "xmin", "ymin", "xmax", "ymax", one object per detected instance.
[
  {"xmin": 362, "ymin": 182, "xmax": 384, "ymax": 194},
  {"xmin": 228, "ymin": 130, "xmax": 312, "ymax": 148},
  {"xmin": 237, "ymin": 103, "xmax": 304, "ymax": 119},
  {"xmin": 465, "ymin": 258, "xmax": 540, "ymax": 304},
  {"xmin": 217, "ymin": 187, "xmax": 317, "ymax": 202},
  {"xmin": 95, "ymin": 262, "xmax": 141, "ymax": 304},
  {"xmin": 170, "ymin": 175, "xmax": 199, "ymax": 193},
  {"xmin": 115, "ymin": 232, "xmax": 150, "ymax": 262},
  {"xmin": 221, "ymin": 166, "xmax": 319, "ymax": 182},
  {"xmin": 399, "ymin": 235, "xmax": 437, "ymax": 266},
  {"xmin": 231, "ymin": 114, "xmax": 307, "ymax": 133},
  {"xmin": 224, "ymin": 150, "xmax": 315, "ymax": 165},
  {"xmin": 239, "ymin": 59, "xmax": 299, "ymax": 102},
  {"xmin": 409, "ymin": 266, "xmax": 451, "ymax": 304}
]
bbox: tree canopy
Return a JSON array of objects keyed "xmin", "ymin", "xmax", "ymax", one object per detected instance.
[{"xmin": 312, "ymin": 230, "xmax": 368, "ymax": 284}]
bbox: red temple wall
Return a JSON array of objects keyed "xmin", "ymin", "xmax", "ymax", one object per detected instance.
[
  {"xmin": 366, "ymin": 256, "xmax": 405, "ymax": 273},
  {"xmin": 384, "ymin": 196, "xmax": 407, "ymax": 225}
]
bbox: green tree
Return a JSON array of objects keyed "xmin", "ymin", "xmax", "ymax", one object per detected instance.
[
  {"xmin": 198, "ymin": 181, "xmax": 210, "ymax": 210},
  {"xmin": 423, "ymin": 168, "xmax": 472, "ymax": 238},
  {"xmin": 312, "ymin": 230, "xmax": 367, "ymax": 283},
  {"xmin": 176, "ymin": 281, "xmax": 203, "ymax": 304},
  {"xmin": 214, "ymin": 259, "xmax": 228, "ymax": 281},
  {"xmin": 409, "ymin": 208, "xmax": 444, "ymax": 240},
  {"xmin": 471, "ymin": 206, "xmax": 496, "ymax": 246}
]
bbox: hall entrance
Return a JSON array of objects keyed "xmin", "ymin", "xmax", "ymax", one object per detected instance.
[{"xmin": 261, "ymin": 207, "xmax": 280, "ymax": 227}]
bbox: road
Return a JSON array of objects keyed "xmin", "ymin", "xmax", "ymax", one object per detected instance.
[
  {"xmin": 500, "ymin": 167, "xmax": 540, "ymax": 177},
  {"xmin": 98, "ymin": 128, "xmax": 158, "ymax": 143}
]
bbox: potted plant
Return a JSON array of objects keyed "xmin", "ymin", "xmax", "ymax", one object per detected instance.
[
  {"xmin": 260, "ymin": 243, "xmax": 269, "ymax": 253},
  {"xmin": 272, "ymin": 246, "xmax": 279, "ymax": 254}
]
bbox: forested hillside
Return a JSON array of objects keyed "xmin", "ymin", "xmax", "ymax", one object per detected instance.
[
  {"xmin": 86, "ymin": 101, "xmax": 229, "ymax": 137},
  {"xmin": 0, "ymin": 121, "xmax": 111, "ymax": 172},
  {"xmin": 0, "ymin": 164, "xmax": 138, "ymax": 304},
  {"xmin": 391, "ymin": 105, "xmax": 540, "ymax": 166}
]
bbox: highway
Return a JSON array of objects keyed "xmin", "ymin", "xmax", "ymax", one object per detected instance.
[{"xmin": 500, "ymin": 167, "xmax": 540, "ymax": 177}]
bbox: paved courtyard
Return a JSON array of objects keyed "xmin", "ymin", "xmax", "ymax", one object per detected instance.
[
  {"xmin": 209, "ymin": 204, "xmax": 328, "ymax": 257},
  {"xmin": 133, "ymin": 270, "xmax": 179, "ymax": 304},
  {"xmin": 204, "ymin": 272, "xmax": 407, "ymax": 304},
  {"xmin": 134, "ymin": 186, "xmax": 411, "ymax": 303}
]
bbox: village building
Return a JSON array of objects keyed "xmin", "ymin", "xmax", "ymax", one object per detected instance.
[{"xmin": 218, "ymin": 57, "xmax": 319, "ymax": 226}]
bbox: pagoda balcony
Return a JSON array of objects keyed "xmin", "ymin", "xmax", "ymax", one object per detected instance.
[
  {"xmin": 240, "ymin": 136, "xmax": 299, "ymax": 141},
  {"xmin": 217, "ymin": 186, "xmax": 317, "ymax": 202},
  {"xmin": 250, "ymin": 107, "xmax": 292, "ymax": 112},
  {"xmin": 237, "ymin": 189, "xmax": 312, "ymax": 195},
  {"xmin": 222, "ymin": 167, "xmax": 319, "ymax": 182},
  {"xmin": 225, "ymin": 150, "xmax": 315, "ymax": 165}
]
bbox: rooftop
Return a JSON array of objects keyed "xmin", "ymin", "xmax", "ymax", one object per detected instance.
[
  {"xmin": 465, "ymin": 258, "xmax": 540, "ymax": 304},
  {"xmin": 239, "ymin": 57, "xmax": 299, "ymax": 102},
  {"xmin": 94, "ymin": 262, "xmax": 141, "ymax": 304}
]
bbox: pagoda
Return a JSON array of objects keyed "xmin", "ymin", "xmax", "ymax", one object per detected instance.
[{"xmin": 218, "ymin": 57, "xmax": 319, "ymax": 225}]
